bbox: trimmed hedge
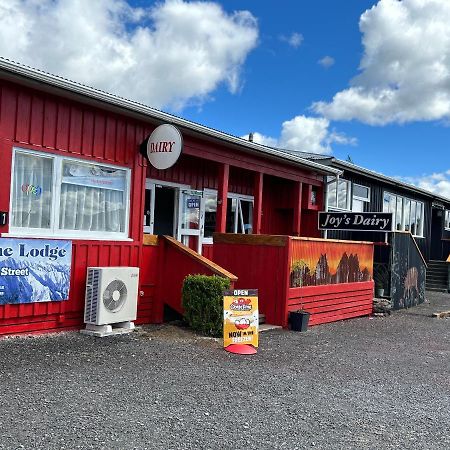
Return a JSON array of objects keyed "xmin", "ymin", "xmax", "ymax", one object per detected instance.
[{"xmin": 182, "ymin": 275, "xmax": 230, "ymax": 337}]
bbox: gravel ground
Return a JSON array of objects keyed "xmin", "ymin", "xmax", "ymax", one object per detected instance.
[{"xmin": 0, "ymin": 291, "xmax": 449, "ymax": 450}]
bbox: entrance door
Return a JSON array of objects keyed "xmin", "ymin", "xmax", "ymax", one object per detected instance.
[
  {"xmin": 144, "ymin": 181, "xmax": 178, "ymax": 236},
  {"xmin": 177, "ymin": 189, "xmax": 205, "ymax": 254}
]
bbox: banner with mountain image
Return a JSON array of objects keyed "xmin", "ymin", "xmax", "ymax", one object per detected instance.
[
  {"xmin": 290, "ymin": 239, "xmax": 373, "ymax": 288},
  {"xmin": 0, "ymin": 238, "xmax": 72, "ymax": 304}
]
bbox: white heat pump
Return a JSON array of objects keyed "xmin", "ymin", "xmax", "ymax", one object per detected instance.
[{"xmin": 84, "ymin": 267, "xmax": 139, "ymax": 326}]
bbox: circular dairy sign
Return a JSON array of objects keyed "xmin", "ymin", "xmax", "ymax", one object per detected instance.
[{"xmin": 146, "ymin": 124, "xmax": 183, "ymax": 170}]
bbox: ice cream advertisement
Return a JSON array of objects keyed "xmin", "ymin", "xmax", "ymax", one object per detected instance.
[
  {"xmin": 223, "ymin": 289, "xmax": 258, "ymax": 348},
  {"xmin": 0, "ymin": 238, "xmax": 72, "ymax": 304}
]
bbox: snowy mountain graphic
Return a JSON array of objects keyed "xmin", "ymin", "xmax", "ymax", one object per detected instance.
[{"xmin": 0, "ymin": 257, "xmax": 71, "ymax": 304}]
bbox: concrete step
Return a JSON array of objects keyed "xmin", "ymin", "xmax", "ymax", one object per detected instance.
[{"xmin": 259, "ymin": 323, "xmax": 282, "ymax": 332}]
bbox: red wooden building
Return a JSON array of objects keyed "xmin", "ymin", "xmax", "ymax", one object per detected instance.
[{"xmin": 0, "ymin": 58, "xmax": 374, "ymax": 335}]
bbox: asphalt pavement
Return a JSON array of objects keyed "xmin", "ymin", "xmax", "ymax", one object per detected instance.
[{"xmin": 0, "ymin": 291, "xmax": 449, "ymax": 450}]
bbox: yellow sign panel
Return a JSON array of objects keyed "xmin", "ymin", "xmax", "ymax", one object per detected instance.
[{"xmin": 223, "ymin": 289, "xmax": 258, "ymax": 348}]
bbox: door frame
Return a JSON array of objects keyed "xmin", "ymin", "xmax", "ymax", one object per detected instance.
[
  {"xmin": 145, "ymin": 179, "xmax": 205, "ymax": 253},
  {"xmin": 145, "ymin": 179, "xmax": 190, "ymax": 237},
  {"xmin": 177, "ymin": 188, "xmax": 205, "ymax": 254}
]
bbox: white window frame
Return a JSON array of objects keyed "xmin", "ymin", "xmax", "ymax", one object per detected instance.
[
  {"xmin": 445, "ymin": 210, "xmax": 450, "ymax": 231},
  {"xmin": 383, "ymin": 191, "xmax": 424, "ymax": 238},
  {"xmin": 227, "ymin": 193, "xmax": 254, "ymax": 234},
  {"xmin": 326, "ymin": 177, "xmax": 351, "ymax": 211},
  {"xmin": 7, "ymin": 147, "xmax": 131, "ymax": 241},
  {"xmin": 351, "ymin": 183, "xmax": 370, "ymax": 212}
]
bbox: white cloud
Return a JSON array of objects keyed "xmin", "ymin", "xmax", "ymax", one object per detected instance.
[
  {"xmin": 0, "ymin": 0, "xmax": 258, "ymax": 110},
  {"xmin": 318, "ymin": 56, "xmax": 335, "ymax": 68},
  {"xmin": 242, "ymin": 115, "xmax": 356, "ymax": 155},
  {"xmin": 280, "ymin": 32, "xmax": 303, "ymax": 49},
  {"xmin": 241, "ymin": 132, "xmax": 278, "ymax": 148},
  {"xmin": 402, "ymin": 171, "xmax": 450, "ymax": 200},
  {"xmin": 312, "ymin": 0, "xmax": 450, "ymax": 125}
]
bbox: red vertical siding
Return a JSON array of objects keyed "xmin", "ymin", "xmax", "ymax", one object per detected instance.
[
  {"xmin": 0, "ymin": 80, "xmax": 150, "ymax": 335},
  {"xmin": 213, "ymin": 239, "xmax": 289, "ymax": 325}
]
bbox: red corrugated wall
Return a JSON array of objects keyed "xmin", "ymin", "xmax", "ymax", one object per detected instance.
[
  {"xmin": 0, "ymin": 80, "xmax": 153, "ymax": 335},
  {"xmin": 213, "ymin": 239, "xmax": 290, "ymax": 325}
]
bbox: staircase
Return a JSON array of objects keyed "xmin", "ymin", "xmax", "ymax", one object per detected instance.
[{"xmin": 426, "ymin": 260, "xmax": 449, "ymax": 292}]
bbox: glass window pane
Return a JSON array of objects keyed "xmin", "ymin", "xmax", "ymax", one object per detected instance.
[
  {"xmin": 353, "ymin": 184, "xmax": 369, "ymax": 199},
  {"xmin": 180, "ymin": 193, "xmax": 201, "ymax": 231},
  {"xmin": 416, "ymin": 202, "xmax": 423, "ymax": 236},
  {"xmin": 204, "ymin": 191, "xmax": 217, "ymax": 238},
  {"xmin": 11, "ymin": 152, "xmax": 53, "ymax": 229},
  {"xmin": 352, "ymin": 199, "xmax": 364, "ymax": 212},
  {"xmin": 395, "ymin": 197, "xmax": 403, "ymax": 230},
  {"xmin": 383, "ymin": 192, "xmax": 391, "ymax": 212},
  {"xmin": 337, "ymin": 180, "xmax": 349, "ymax": 209},
  {"xmin": 327, "ymin": 181, "xmax": 337, "ymax": 208},
  {"xmin": 404, "ymin": 199, "xmax": 411, "ymax": 232},
  {"xmin": 59, "ymin": 160, "xmax": 126, "ymax": 233},
  {"xmin": 240, "ymin": 200, "xmax": 253, "ymax": 234},
  {"xmin": 226, "ymin": 198, "xmax": 237, "ymax": 233},
  {"xmin": 410, "ymin": 201, "xmax": 417, "ymax": 235}
]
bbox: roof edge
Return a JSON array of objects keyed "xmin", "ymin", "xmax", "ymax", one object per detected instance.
[
  {"xmin": 334, "ymin": 159, "xmax": 450, "ymax": 204},
  {"xmin": 0, "ymin": 57, "xmax": 341, "ymax": 177}
]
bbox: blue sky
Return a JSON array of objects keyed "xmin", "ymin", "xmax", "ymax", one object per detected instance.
[{"xmin": 0, "ymin": 0, "xmax": 449, "ymax": 196}]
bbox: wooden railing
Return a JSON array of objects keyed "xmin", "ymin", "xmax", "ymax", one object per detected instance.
[
  {"xmin": 157, "ymin": 236, "xmax": 237, "ymax": 315},
  {"xmin": 213, "ymin": 233, "xmax": 374, "ymax": 327}
]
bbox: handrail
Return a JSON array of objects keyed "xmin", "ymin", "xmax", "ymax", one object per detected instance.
[
  {"xmin": 213, "ymin": 233, "xmax": 288, "ymax": 247},
  {"xmin": 392, "ymin": 231, "xmax": 427, "ymax": 267},
  {"xmin": 290, "ymin": 235, "xmax": 374, "ymax": 245},
  {"xmin": 162, "ymin": 236, "xmax": 238, "ymax": 282}
]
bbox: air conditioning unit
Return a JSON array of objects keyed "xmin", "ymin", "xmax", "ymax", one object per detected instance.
[{"xmin": 84, "ymin": 267, "xmax": 139, "ymax": 326}]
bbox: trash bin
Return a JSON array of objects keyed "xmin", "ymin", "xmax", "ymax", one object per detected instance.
[{"xmin": 289, "ymin": 310, "xmax": 310, "ymax": 332}]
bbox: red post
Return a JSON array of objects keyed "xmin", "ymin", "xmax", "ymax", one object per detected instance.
[
  {"xmin": 253, "ymin": 172, "xmax": 263, "ymax": 234},
  {"xmin": 293, "ymin": 181, "xmax": 302, "ymax": 236},
  {"xmin": 216, "ymin": 163, "xmax": 229, "ymax": 233}
]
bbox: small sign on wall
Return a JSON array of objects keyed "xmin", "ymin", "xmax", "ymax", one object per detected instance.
[
  {"xmin": 187, "ymin": 198, "xmax": 200, "ymax": 209},
  {"xmin": 0, "ymin": 212, "xmax": 7, "ymax": 226},
  {"xmin": 318, "ymin": 211, "xmax": 393, "ymax": 232}
]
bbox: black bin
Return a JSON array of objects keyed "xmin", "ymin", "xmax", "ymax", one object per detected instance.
[{"xmin": 289, "ymin": 310, "xmax": 310, "ymax": 332}]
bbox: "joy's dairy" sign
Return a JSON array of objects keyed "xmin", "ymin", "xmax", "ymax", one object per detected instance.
[{"xmin": 146, "ymin": 124, "xmax": 183, "ymax": 170}]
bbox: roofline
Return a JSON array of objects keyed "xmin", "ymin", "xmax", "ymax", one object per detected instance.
[
  {"xmin": 333, "ymin": 159, "xmax": 450, "ymax": 204},
  {"xmin": 0, "ymin": 58, "xmax": 341, "ymax": 177}
]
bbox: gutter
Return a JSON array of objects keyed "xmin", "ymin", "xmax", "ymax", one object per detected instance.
[{"xmin": 0, "ymin": 57, "xmax": 341, "ymax": 177}]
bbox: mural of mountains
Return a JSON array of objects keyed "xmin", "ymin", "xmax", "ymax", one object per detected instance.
[
  {"xmin": 290, "ymin": 252, "xmax": 372, "ymax": 288},
  {"xmin": 0, "ymin": 257, "xmax": 70, "ymax": 304}
]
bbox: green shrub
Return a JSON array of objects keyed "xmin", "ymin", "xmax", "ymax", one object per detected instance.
[{"xmin": 182, "ymin": 275, "xmax": 230, "ymax": 337}]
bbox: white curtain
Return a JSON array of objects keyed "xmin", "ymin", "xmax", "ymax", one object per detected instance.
[
  {"xmin": 59, "ymin": 184, "xmax": 124, "ymax": 232},
  {"xmin": 12, "ymin": 153, "xmax": 53, "ymax": 229}
]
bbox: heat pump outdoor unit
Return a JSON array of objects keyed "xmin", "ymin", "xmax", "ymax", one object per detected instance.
[{"xmin": 84, "ymin": 267, "xmax": 139, "ymax": 326}]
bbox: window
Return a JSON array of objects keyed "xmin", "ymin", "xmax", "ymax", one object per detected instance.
[
  {"xmin": 327, "ymin": 177, "xmax": 351, "ymax": 210},
  {"xmin": 226, "ymin": 194, "xmax": 254, "ymax": 234},
  {"xmin": 327, "ymin": 178, "xmax": 369, "ymax": 212},
  {"xmin": 352, "ymin": 184, "xmax": 370, "ymax": 212},
  {"xmin": 383, "ymin": 192, "xmax": 424, "ymax": 237},
  {"xmin": 203, "ymin": 189, "xmax": 218, "ymax": 241},
  {"xmin": 10, "ymin": 148, "xmax": 130, "ymax": 239},
  {"xmin": 445, "ymin": 210, "xmax": 450, "ymax": 230}
]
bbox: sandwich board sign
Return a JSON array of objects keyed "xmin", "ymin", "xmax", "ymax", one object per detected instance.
[{"xmin": 223, "ymin": 289, "xmax": 258, "ymax": 354}]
